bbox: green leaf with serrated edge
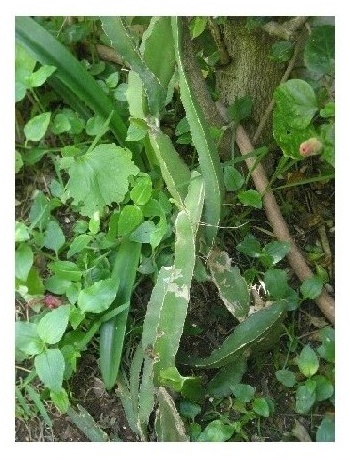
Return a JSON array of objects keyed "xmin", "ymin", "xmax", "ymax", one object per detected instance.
[
  {"xmin": 34, "ymin": 348, "xmax": 65, "ymax": 392},
  {"xmin": 15, "ymin": 42, "xmax": 36, "ymax": 101},
  {"xmin": 16, "ymin": 17, "xmax": 127, "ymax": 145},
  {"xmin": 140, "ymin": 17, "xmax": 175, "ymax": 93},
  {"xmin": 118, "ymin": 205, "xmax": 143, "ymax": 237},
  {"xmin": 24, "ymin": 112, "xmax": 51, "ymax": 142},
  {"xmin": 173, "ymin": 17, "xmax": 223, "ymax": 248},
  {"xmin": 67, "ymin": 405, "xmax": 109, "ymax": 442},
  {"xmin": 45, "ymin": 276, "xmax": 71, "ymax": 295},
  {"xmin": 78, "ymin": 278, "xmax": 119, "ymax": 314},
  {"xmin": 263, "ymin": 241, "xmax": 291, "ymax": 265},
  {"xmin": 155, "ymin": 387, "xmax": 189, "ymax": 442},
  {"xmin": 264, "ymin": 268, "xmax": 290, "ymax": 300},
  {"xmin": 15, "ymin": 243, "xmax": 33, "ymax": 282},
  {"xmin": 208, "ymin": 249, "xmax": 250, "ymax": 319},
  {"xmin": 15, "ymin": 321, "xmax": 44, "ymax": 356},
  {"xmin": 231, "ymin": 383, "xmax": 255, "ymax": 402},
  {"xmin": 313, "ymin": 375, "xmax": 334, "ymax": 402},
  {"xmin": 37, "ymin": 305, "xmax": 70, "ymax": 345},
  {"xmin": 179, "ymin": 401, "xmax": 201, "ymax": 420},
  {"xmin": 48, "ymin": 260, "xmax": 81, "ymax": 282},
  {"xmin": 147, "ymin": 129, "xmax": 191, "ymax": 206},
  {"xmin": 238, "ymin": 189, "xmax": 262, "ymax": 208},
  {"xmin": 15, "ymin": 221, "xmax": 30, "ymax": 242},
  {"xmin": 304, "ymin": 25, "xmax": 334, "ymax": 76},
  {"xmin": 295, "ymin": 383, "xmax": 316, "ymax": 414},
  {"xmin": 207, "ymin": 358, "xmax": 247, "ymax": 398},
  {"xmin": 115, "ymin": 371, "xmax": 140, "ymax": 437},
  {"xmin": 67, "ymin": 234, "xmax": 92, "ymax": 258},
  {"xmin": 227, "ymin": 95, "xmax": 253, "ymax": 123},
  {"xmin": 129, "ymin": 221, "xmax": 157, "ymax": 244},
  {"xmin": 65, "ymin": 144, "xmax": 139, "ymax": 218},
  {"xmin": 128, "ymin": 343, "xmax": 145, "ymax": 423},
  {"xmin": 252, "ymin": 398, "xmax": 270, "ymax": 417},
  {"xmin": 269, "ymin": 41, "xmax": 293, "ymax": 62},
  {"xmin": 126, "ymin": 121, "xmax": 148, "ymax": 142},
  {"xmin": 300, "ymin": 275, "xmax": 324, "ymax": 299},
  {"xmin": 237, "ymin": 234, "xmax": 262, "ymax": 257},
  {"xmin": 316, "ymin": 415, "xmax": 335, "ymax": 442},
  {"xmin": 44, "ymin": 220, "xmax": 65, "ymax": 252},
  {"xmin": 50, "ymin": 388, "xmax": 70, "ymax": 413},
  {"xmin": 130, "ymin": 175, "xmax": 153, "ymax": 206},
  {"xmin": 26, "ymin": 267, "xmax": 45, "ymax": 295},
  {"xmin": 101, "ymin": 17, "xmax": 166, "ymax": 115},
  {"xmin": 224, "ymin": 165, "xmax": 245, "ymax": 192},
  {"xmin": 297, "ymin": 344, "xmax": 319, "ymax": 378},
  {"xmin": 275, "ymin": 369, "xmax": 296, "ymax": 388},
  {"xmin": 179, "ymin": 303, "xmax": 285, "ymax": 368}
]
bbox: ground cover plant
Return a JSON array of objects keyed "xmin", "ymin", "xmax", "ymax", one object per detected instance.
[{"xmin": 15, "ymin": 16, "xmax": 334, "ymax": 442}]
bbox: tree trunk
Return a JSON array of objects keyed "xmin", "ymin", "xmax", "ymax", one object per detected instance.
[{"xmin": 216, "ymin": 18, "xmax": 286, "ymax": 145}]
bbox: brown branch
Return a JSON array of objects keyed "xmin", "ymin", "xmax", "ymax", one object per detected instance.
[{"xmin": 236, "ymin": 125, "xmax": 335, "ymax": 325}]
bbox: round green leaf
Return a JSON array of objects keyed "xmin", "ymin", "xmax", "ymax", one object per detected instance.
[
  {"xmin": 48, "ymin": 260, "xmax": 82, "ymax": 282},
  {"xmin": 263, "ymin": 241, "xmax": 291, "ymax": 265},
  {"xmin": 316, "ymin": 415, "xmax": 335, "ymax": 442},
  {"xmin": 44, "ymin": 275, "xmax": 72, "ymax": 295},
  {"xmin": 24, "ymin": 112, "xmax": 51, "ymax": 142},
  {"xmin": 67, "ymin": 234, "xmax": 92, "ymax": 258},
  {"xmin": 231, "ymin": 383, "xmax": 255, "ymax": 403},
  {"xmin": 252, "ymin": 397, "xmax": 270, "ymax": 417},
  {"xmin": 237, "ymin": 189, "xmax": 262, "ymax": 208},
  {"xmin": 15, "ymin": 150, "xmax": 24, "ymax": 173},
  {"xmin": 304, "ymin": 25, "xmax": 334, "ymax": 76},
  {"xmin": 313, "ymin": 375, "xmax": 334, "ymax": 402},
  {"xmin": 37, "ymin": 305, "xmax": 71, "ymax": 344},
  {"xmin": 15, "ymin": 221, "xmax": 30, "ymax": 242},
  {"xmin": 317, "ymin": 326, "xmax": 335, "ymax": 363},
  {"xmin": 34, "ymin": 348, "xmax": 65, "ymax": 392},
  {"xmin": 237, "ymin": 234, "xmax": 261, "ymax": 257},
  {"xmin": 264, "ymin": 268, "xmax": 289, "ymax": 300},
  {"xmin": 52, "ymin": 113, "xmax": 71, "ymax": 134},
  {"xmin": 197, "ymin": 420, "xmax": 235, "ymax": 442},
  {"xmin": 15, "ymin": 243, "xmax": 33, "ymax": 282},
  {"xmin": 27, "ymin": 65, "xmax": 56, "ymax": 87},
  {"xmin": 179, "ymin": 401, "xmax": 201, "ymax": 420},
  {"xmin": 224, "ymin": 165, "xmax": 245, "ymax": 192},
  {"xmin": 15, "ymin": 321, "xmax": 44, "ymax": 356},
  {"xmin": 295, "ymin": 383, "xmax": 316, "ymax": 414},
  {"xmin": 44, "ymin": 220, "xmax": 65, "ymax": 252},
  {"xmin": 129, "ymin": 221, "xmax": 157, "ymax": 243},
  {"xmin": 269, "ymin": 40, "xmax": 294, "ymax": 62},
  {"xmin": 297, "ymin": 344, "xmax": 319, "ymax": 378},
  {"xmin": 300, "ymin": 275, "xmax": 323, "ymax": 299},
  {"xmin": 77, "ymin": 278, "xmax": 119, "ymax": 313},
  {"xmin": 275, "ymin": 369, "xmax": 296, "ymax": 388}
]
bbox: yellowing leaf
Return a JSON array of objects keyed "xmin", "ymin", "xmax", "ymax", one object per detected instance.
[{"xmin": 65, "ymin": 144, "xmax": 139, "ymax": 217}]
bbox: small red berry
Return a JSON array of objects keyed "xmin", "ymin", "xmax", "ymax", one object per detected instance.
[{"xmin": 43, "ymin": 294, "xmax": 63, "ymax": 309}]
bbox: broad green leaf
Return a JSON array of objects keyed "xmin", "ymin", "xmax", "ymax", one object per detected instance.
[
  {"xmin": 190, "ymin": 17, "xmax": 207, "ymax": 39},
  {"xmin": 67, "ymin": 234, "xmax": 92, "ymax": 258},
  {"xmin": 320, "ymin": 102, "xmax": 335, "ymax": 118},
  {"xmin": 67, "ymin": 405, "xmax": 109, "ymax": 442},
  {"xmin": 50, "ymin": 388, "xmax": 70, "ymax": 413},
  {"xmin": 44, "ymin": 275, "xmax": 71, "ymax": 295},
  {"xmin": 158, "ymin": 367, "xmax": 204, "ymax": 403},
  {"xmin": 275, "ymin": 369, "xmax": 296, "ymax": 388},
  {"xmin": 15, "ymin": 243, "xmax": 33, "ymax": 282},
  {"xmin": 24, "ymin": 112, "xmax": 51, "ymax": 142},
  {"xmin": 69, "ymin": 304, "xmax": 85, "ymax": 329},
  {"xmin": 304, "ymin": 25, "xmax": 335, "ymax": 76},
  {"xmin": 101, "ymin": 17, "xmax": 166, "ymax": 115},
  {"xmin": 237, "ymin": 234, "xmax": 262, "ymax": 257},
  {"xmin": 263, "ymin": 241, "xmax": 291, "ymax": 265},
  {"xmin": 237, "ymin": 189, "xmax": 262, "ymax": 208},
  {"xmin": 34, "ymin": 348, "xmax": 65, "ymax": 392},
  {"xmin": 297, "ymin": 344, "xmax": 319, "ymax": 378},
  {"xmin": 26, "ymin": 267, "xmax": 45, "ymax": 295},
  {"xmin": 179, "ymin": 400, "xmax": 201, "ymax": 421},
  {"xmin": 126, "ymin": 70, "xmax": 145, "ymax": 119},
  {"xmin": 27, "ymin": 65, "xmax": 56, "ymax": 87},
  {"xmin": 15, "ymin": 42, "xmax": 36, "ymax": 101},
  {"xmin": 274, "ymin": 80, "xmax": 318, "ymax": 130},
  {"xmin": 85, "ymin": 115, "xmax": 109, "ymax": 136},
  {"xmin": 179, "ymin": 302, "xmax": 285, "ymax": 368},
  {"xmin": 48, "ymin": 260, "xmax": 82, "ymax": 282},
  {"xmin": 227, "ymin": 95, "xmax": 253, "ymax": 123},
  {"xmin": 154, "ymin": 387, "xmax": 189, "ymax": 442},
  {"xmin": 88, "ymin": 211, "xmax": 100, "ymax": 235},
  {"xmin": 295, "ymin": 382, "xmax": 316, "ymax": 414},
  {"xmin": 224, "ymin": 165, "xmax": 245, "ymax": 192},
  {"xmin": 130, "ymin": 175, "xmax": 153, "ymax": 206},
  {"xmin": 44, "ymin": 220, "xmax": 65, "ymax": 252},
  {"xmin": 316, "ymin": 415, "xmax": 335, "ymax": 442},
  {"xmin": 15, "ymin": 150, "xmax": 23, "ymax": 173},
  {"xmin": 51, "ymin": 113, "xmax": 71, "ymax": 134},
  {"xmin": 197, "ymin": 419, "xmax": 235, "ymax": 442},
  {"xmin": 126, "ymin": 120, "xmax": 148, "ymax": 142},
  {"xmin": 15, "ymin": 221, "xmax": 30, "ymax": 242},
  {"xmin": 264, "ymin": 268, "xmax": 289, "ymax": 300},
  {"xmin": 65, "ymin": 144, "xmax": 139, "ymax": 217},
  {"xmin": 37, "ymin": 305, "xmax": 71, "ymax": 344},
  {"xmin": 269, "ymin": 40, "xmax": 293, "ymax": 62},
  {"xmin": 313, "ymin": 375, "xmax": 334, "ymax": 402},
  {"xmin": 118, "ymin": 205, "xmax": 143, "ymax": 237},
  {"xmin": 173, "ymin": 17, "xmax": 223, "ymax": 247},
  {"xmin": 15, "ymin": 321, "xmax": 44, "ymax": 356},
  {"xmin": 24, "ymin": 147, "xmax": 48, "ymax": 165},
  {"xmin": 29, "ymin": 191, "xmax": 51, "ymax": 229},
  {"xmin": 129, "ymin": 221, "xmax": 157, "ymax": 244},
  {"xmin": 317, "ymin": 326, "xmax": 335, "ymax": 363},
  {"xmin": 252, "ymin": 398, "xmax": 270, "ymax": 417},
  {"xmin": 16, "ymin": 17, "xmax": 127, "ymax": 145},
  {"xmin": 300, "ymin": 275, "xmax": 324, "ymax": 299},
  {"xmin": 208, "ymin": 249, "xmax": 250, "ymax": 319},
  {"xmin": 231, "ymin": 383, "xmax": 255, "ymax": 402},
  {"xmin": 207, "ymin": 359, "xmax": 247, "ymax": 398},
  {"xmin": 78, "ymin": 278, "xmax": 119, "ymax": 314}
]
